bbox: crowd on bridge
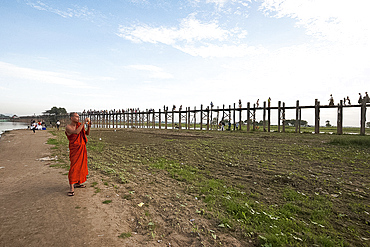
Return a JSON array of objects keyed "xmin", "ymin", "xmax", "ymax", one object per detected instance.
[{"xmin": 79, "ymin": 92, "xmax": 369, "ymax": 117}]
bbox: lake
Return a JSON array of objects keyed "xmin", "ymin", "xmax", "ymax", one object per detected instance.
[{"xmin": 0, "ymin": 121, "xmax": 29, "ymax": 137}]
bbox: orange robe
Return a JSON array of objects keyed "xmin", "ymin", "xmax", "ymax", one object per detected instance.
[{"xmin": 66, "ymin": 122, "xmax": 88, "ymax": 185}]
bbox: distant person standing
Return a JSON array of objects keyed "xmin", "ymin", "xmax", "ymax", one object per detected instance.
[
  {"xmin": 346, "ymin": 96, "xmax": 351, "ymax": 105},
  {"xmin": 358, "ymin": 93, "xmax": 363, "ymax": 104},
  {"xmin": 65, "ymin": 112, "xmax": 91, "ymax": 196},
  {"xmin": 329, "ymin": 94, "xmax": 334, "ymax": 106},
  {"xmin": 31, "ymin": 120, "xmax": 36, "ymax": 134},
  {"xmin": 365, "ymin": 92, "xmax": 370, "ymax": 103},
  {"xmin": 56, "ymin": 120, "xmax": 61, "ymax": 131}
]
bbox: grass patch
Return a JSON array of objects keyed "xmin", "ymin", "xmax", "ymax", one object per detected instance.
[
  {"xmin": 46, "ymin": 130, "xmax": 70, "ymax": 169},
  {"xmin": 118, "ymin": 232, "xmax": 132, "ymax": 239},
  {"xmin": 102, "ymin": 200, "xmax": 112, "ymax": 204},
  {"xmin": 46, "ymin": 138, "xmax": 59, "ymax": 145},
  {"xmin": 329, "ymin": 135, "xmax": 370, "ymax": 147},
  {"xmin": 48, "ymin": 128, "xmax": 370, "ymax": 246},
  {"xmin": 149, "ymin": 159, "xmax": 346, "ymax": 246}
]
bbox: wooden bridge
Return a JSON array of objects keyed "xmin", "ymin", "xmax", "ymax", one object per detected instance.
[
  {"xmin": 75, "ymin": 99, "xmax": 369, "ymax": 135},
  {"xmin": 16, "ymin": 99, "xmax": 369, "ymax": 135}
]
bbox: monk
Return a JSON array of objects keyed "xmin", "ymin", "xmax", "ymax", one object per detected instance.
[{"xmin": 65, "ymin": 112, "xmax": 91, "ymax": 196}]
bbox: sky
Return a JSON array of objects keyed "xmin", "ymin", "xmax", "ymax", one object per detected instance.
[{"xmin": 0, "ymin": 0, "xmax": 369, "ymax": 126}]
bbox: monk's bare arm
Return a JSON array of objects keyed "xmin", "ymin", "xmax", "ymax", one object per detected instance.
[
  {"xmin": 65, "ymin": 123, "xmax": 84, "ymax": 135},
  {"xmin": 65, "ymin": 118, "xmax": 88, "ymax": 135},
  {"xmin": 86, "ymin": 123, "xmax": 91, "ymax": 135}
]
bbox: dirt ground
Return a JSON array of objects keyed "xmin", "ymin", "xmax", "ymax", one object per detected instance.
[
  {"xmin": 1, "ymin": 128, "xmax": 369, "ymax": 246},
  {"xmin": 83, "ymin": 128, "xmax": 369, "ymax": 246},
  {"xmin": 0, "ymin": 129, "xmax": 246, "ymax": 247},
  {"xmin": 0, "ymin": 130, "xmax": 130, "ymax": 247}
]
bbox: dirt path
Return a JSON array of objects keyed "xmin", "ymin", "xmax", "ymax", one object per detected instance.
[
  {"xmin": 1, "ymin": 129, "xmax": 248, "ymax": 247},
  {"xmin": 0, "ymin": 130, "xmax": 150, "ymax": 247}
]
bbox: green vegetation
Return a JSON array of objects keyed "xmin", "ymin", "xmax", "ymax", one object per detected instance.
[
  {"xmin": 150, "ymin": 158, "xmax": 347, "ymax": 246},
  {"xmin": 46, "ymin": 132, "xmax": 69, "ymax": 169},
  {"xmin": 43, "ymin": 106, "xmax": 67, "ymax": 123},
  {"xmin": 118, "ymin": 232, "xmax": 132, "ymax": 239},
  {"xmin": 329, "ymin": 135, "xmax": 370, "ymax": 147},
  {"xmin": 47, "ymin": 128, "xmax": 370, "ymax": 246}
]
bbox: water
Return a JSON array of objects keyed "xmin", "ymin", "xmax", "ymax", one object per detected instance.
[{"xmin": 0, "ymin": 121, "xmax": 29, "ymax": 137}]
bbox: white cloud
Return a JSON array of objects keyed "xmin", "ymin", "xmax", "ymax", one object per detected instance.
[
  {"xmin": 192, "ymin": 0, "xmax": 251, "ymax": 9},
  {"xmin": 260, "ymin": 0, "xmax": 370, "ymax": 47},
  {"xmin": 118, "ymin": 14, "xmax": 229, "ymax": 45},
  {"xmin": 25, "ymin": 0, "xmax": 105, "ymax": 22},
  {"xmin": 176, "ymin": 43, "xmax": 267, "ymax": 57},
  {"xmin": 126, "ymin": 65, "xmax": 174, "ymax": 79},
  {"xmin": 206, "ymin": 0, "xmax": 229, "ymax": 7},
  {"xmin": 218, "ymin": 41, "xmax": 368, "ymax": 107},
  {"xmin": 118, "ymin": 14, "xmax": 261, "ymax": 58},
  {"xmin": 0, "ymin": 61, "xmax": 95, "ymax": 89}
]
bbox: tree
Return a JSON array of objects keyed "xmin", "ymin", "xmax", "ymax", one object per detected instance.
[
  {"xmin": 325, "ymin": 120, "xmax": 331, "ymax": 127},
  {"xmin": 44, "ymin": 106, "xmax": 67, "ymax": 116},
  {"xmin": 366, "ymin": 122, "xmax": 370, "ymax": 128},
  {"xmin": 43, "ymin": 107, "xmax": 67, "ymax": 122}
]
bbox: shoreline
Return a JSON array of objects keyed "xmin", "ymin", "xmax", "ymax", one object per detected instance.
[{"xmin": 0, "ymin": 122, "xmax": 29, "ymax": 138}]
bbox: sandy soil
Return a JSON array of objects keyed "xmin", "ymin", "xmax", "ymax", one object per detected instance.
[
  {"xmin": 0, "ymin": 130, "xmax": 148, "ymax": 247},
  {"xmin": 0, "ymin": 129, "xmax": 246, "ymax": 247}
]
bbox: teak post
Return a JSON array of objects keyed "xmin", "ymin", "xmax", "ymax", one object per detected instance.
[
  {"xmin": 282, "ymin": 102, "xmax": 286, "ymax": 133},
  {"xmin": 178, "ymin": 109, "xmax": 181, "ymax": 130},
  {"xmin": 200, "ymin": 104, "xmax": 203, "ymax": 131},
  {"xmin": 193, "ymin": 106, "xmax": 196, "ymax": 130},
  {"xmin": 210, "ymin": 105, "xmax": 213, "ymax": 130},
  {"xmin": 268, "ymin": 102, "xmax": 271, "ymax": 132},
  {"xmin": 315, "ymin": 99, "xmax": 320, "ymax": 134},
  {"xmin": 188, "ymin": 107, "xmax": 191, "ymax": 130},
  {"xmin": 239, "ymin": 103, "xmax": 242, "ymax": 131},
  {"xmin": 228, "ymin": 105, "xmax": 232, "ymax": 130},
  {"xmin": 206, "ymin": 107, "xmax": 210, "ymax": 131},
  {"xmin": 165, "ymin": 110, "xmax": 168, "ymax": 129},
  {"xmin": 360, "ymin": 100, "xmax": 366, "ymax": 135},
  {"xmin": 247, "ymin": 102, "xmax": 250, "ymax": 132},
  {"xmin": 146, "ymin": 111, "xmax": 149, "ymax": 128},
  {"xmin": 233, "ymin": 103, "xmax": 236, "ymax": 131},
  {"xmin": 216, "ymin": 106, "xmax": 220, "ymax": 130},
  {"xmin": 263, "ymin": 101, "xmax": 266, "ymax": 132},
  {"xmin": 152, "ymin": 110, "xmax": 155, "ymax": 129},
  {"xmin": 159, "ymin": 109, "xmax": 162, "ymax": 129},
  {"xmin": 172, "ymin": 110, "xmax": 174, "ymax": 130},
  {"xmin": 337, "ymin": 100, "xmax": 343, "ymax": 135},
  {"xmin": 253, "ymin": 104, "xmax": 256, "ymax": 131},
  {"xmin": 295, "ymin": 100, "xmax": 300, "ymax": 133},
  {"xmin": 278, "ymin": 101, "xmax": 281, "ymax": 132}
]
